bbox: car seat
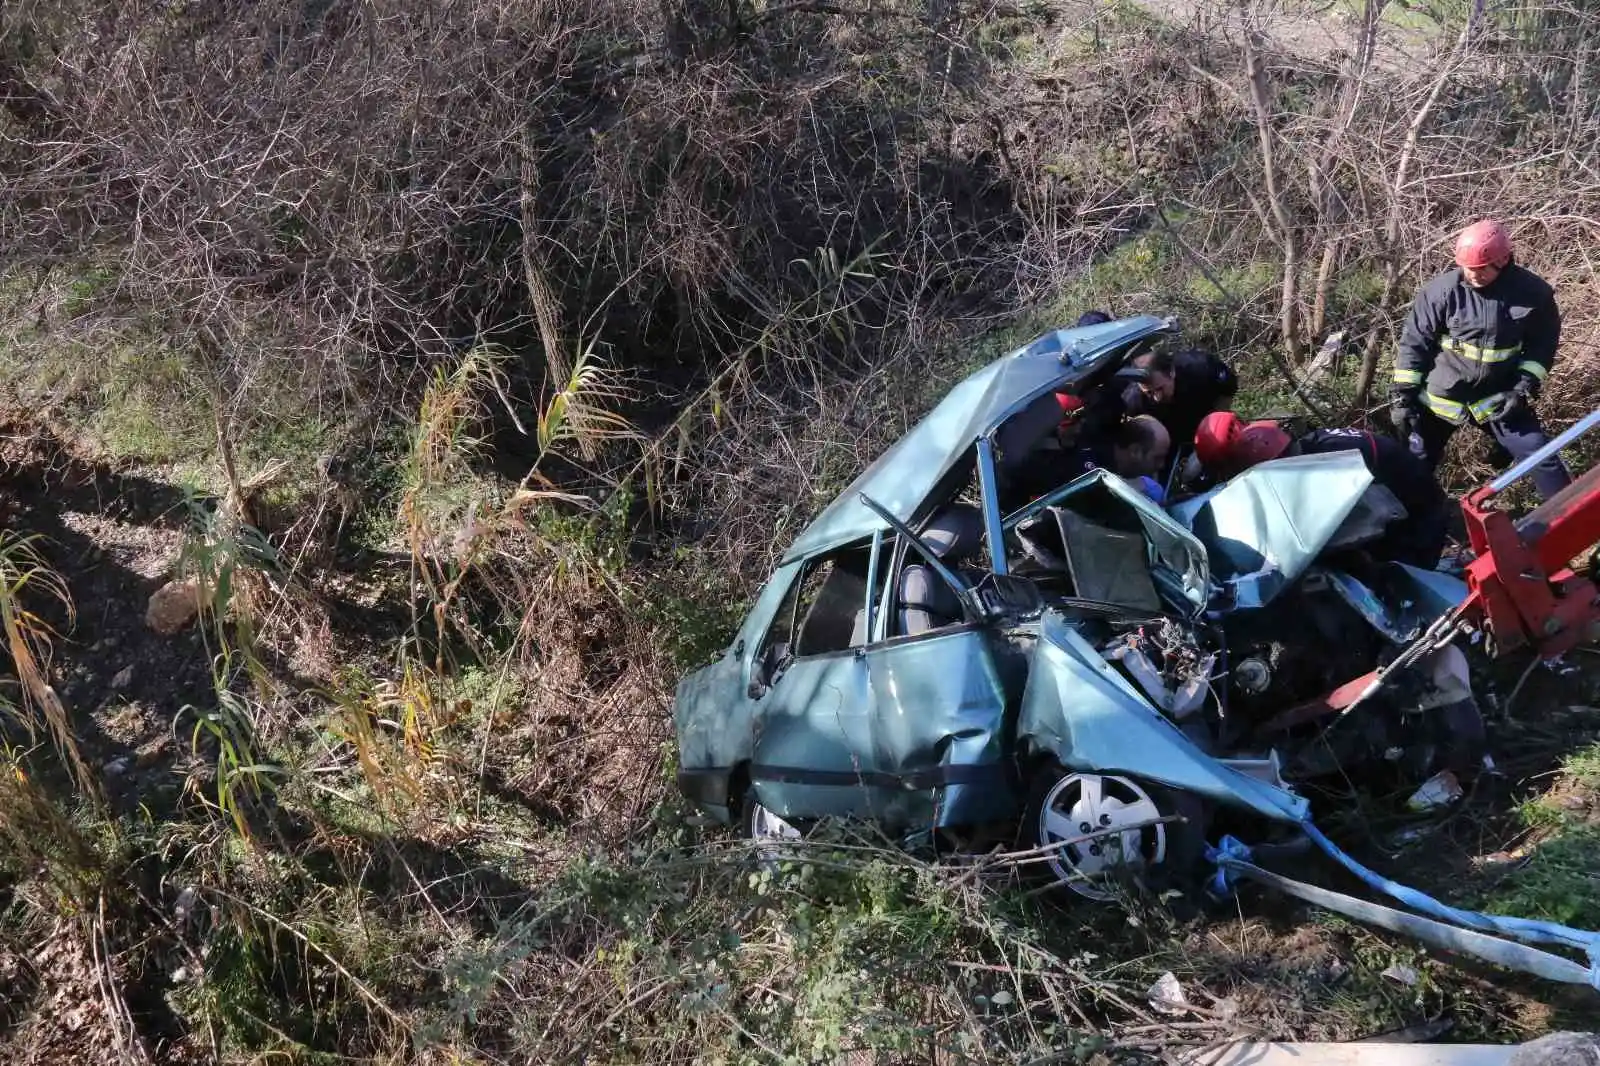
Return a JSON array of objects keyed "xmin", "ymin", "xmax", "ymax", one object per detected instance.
[{"xmin": 899, "ymin": 503, "xmax": 985, "ymax": 636}]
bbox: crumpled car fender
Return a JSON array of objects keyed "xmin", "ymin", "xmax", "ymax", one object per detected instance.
[
  {"xmin": 1170, "ymin": 451, "xmax": 1374, "ymax": 610},
  {"xmin": 1016, "ymin": 610, "xmax": 1309, "ymax": 824}
]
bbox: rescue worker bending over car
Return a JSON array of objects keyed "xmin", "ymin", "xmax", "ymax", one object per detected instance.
[
  {"xmin": 1195, "ymin": 411, "xmax": 1449, "ymax": 571},
  {"xmin": 1075, "ymin": 340, "xmax": 1238, "ymax": 482},
  {"xmin": 1002, "ymin": 413, "xmax": 1170, "ymax": 508},
  {"xmin": 1391, "ymin": 218, "xmax": 1570, "ymax": 500}
]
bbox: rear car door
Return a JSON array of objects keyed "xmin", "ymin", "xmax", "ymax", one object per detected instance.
[{"xmin": 746, "ymin": 538, "xmax": 894, "ymax": 821}]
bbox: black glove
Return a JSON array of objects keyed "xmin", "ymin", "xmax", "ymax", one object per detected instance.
[
  {"xmin": 1482, "ymin": 390, "xmax": 1522, "ymax": 423},
  {"xmin": 1485, "ymin": 376, "xmax": 1539, "ymax": 424},
  {"xmin": 1389, "ymin": 389, "xmax": 1421, "ymax": 437}
]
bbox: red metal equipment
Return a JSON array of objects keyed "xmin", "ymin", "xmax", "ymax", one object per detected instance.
[
  {"xmin": 1257, "ymin": 409, "xmax": 1600, "ymax": 734},
  {"xmin": 1460, "ymin": 448, "xmax": 1600, "ymax": 660}
]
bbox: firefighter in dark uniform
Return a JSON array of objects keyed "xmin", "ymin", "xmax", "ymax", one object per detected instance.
[
  {"xmin": 1390, "ymin": 219, "xmax": 1570, "ymax": 500},
  {"xmin": 1077, "ymin": 341, "xmax": 1238, "ymax": 480},
  {"xmin": 1196, "ymin": 412, "xmax": 1450, "ymax": 571}
]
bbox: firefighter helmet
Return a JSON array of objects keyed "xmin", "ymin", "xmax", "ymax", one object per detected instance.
[
  {"xmin": 1233, "ymin": 421, "xmax": 1294, "ymax": 468},
  {"xmin": 1454, "ymin": 219, "xmax": 1513, "ymax": 270},
  {"xmin": 1195, "ymin": 411, "xmax": 1244, "ymax": 469}
]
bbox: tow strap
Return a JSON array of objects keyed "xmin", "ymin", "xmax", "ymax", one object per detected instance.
[{"xmin": 1207, "ymin": 828, "xmax": 1600, "ymax": 989}]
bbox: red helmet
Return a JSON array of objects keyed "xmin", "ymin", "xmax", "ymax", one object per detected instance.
[
  {"xmin": 1454, "ymin": 219, "xmax": 1512, "ymax": 270},
  {"xmin": 1195, "ymin": 411, "xmax": 1244, "ymax": 469},
  {"xmin": 1233, "ymin": 421, "xmax": 1293, "ymax": 468}
]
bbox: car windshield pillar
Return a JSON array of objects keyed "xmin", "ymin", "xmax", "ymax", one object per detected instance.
[
  {"xmin": 864, "ymin": 528, "xmax": 883, "ymax": 643},
  {"xmin": 975, "ymin": 435, "xmax": 1009, "ymax": 576}
]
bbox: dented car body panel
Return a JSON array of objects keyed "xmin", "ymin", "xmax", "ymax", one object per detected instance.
[
  {"xmin": 673, "ymin": 315, "xmax": 1463, "ymax": 851},
  {"xmin": 1016, "ymin": 611, "xmax": 1310, "ymax": 823},
  {"xmin": 1169, "ymin": 451, "xmax": 1375, "ymax": 609}
]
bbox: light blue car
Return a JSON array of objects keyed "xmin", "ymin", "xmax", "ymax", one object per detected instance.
[{"xmin": 674, "ymin": 316, "xmax": 1473, "ymax": 898}]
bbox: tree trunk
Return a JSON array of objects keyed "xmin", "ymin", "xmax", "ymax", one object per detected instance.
[{"xmin": 1244, "ymin": 31, "xmax": 1302, "ymax": 365}]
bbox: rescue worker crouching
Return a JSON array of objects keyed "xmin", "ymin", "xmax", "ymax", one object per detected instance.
[
  {"xmin": 1390, "ymin": 218, "xmax": 1571, "ymax": 500},
  {"xmin": 1077, "ymin": 338, "xmax": 1238, "ymax": 482},
  {"xmin": 1195, "ymin": 411, "xmax": 1450, "ymax": 572},
  {"xmin": 1002, "ymin": 413, "xmax": 1171, "ymax": 509}
]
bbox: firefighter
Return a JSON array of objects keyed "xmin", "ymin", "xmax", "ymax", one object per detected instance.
[
  {"xmin": 1127, "ymin": 344, "xmax": 1238, "ymax": 443},
  {"xmin": 1079, "ymin": 342, "xmax": 1237, "ymax": 476},
  {"xmin": 1391, "ymin": 219, "xmax": 1570, "ymax": 500},
  {"xmin": 1196, "ymin": 412, "xmax": 1449, "ymax": 571}
]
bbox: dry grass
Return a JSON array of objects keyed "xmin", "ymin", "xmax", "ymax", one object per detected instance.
[{"xmin": 0, "ymin": 0, "xmax": 1598, "ymax": 1062}]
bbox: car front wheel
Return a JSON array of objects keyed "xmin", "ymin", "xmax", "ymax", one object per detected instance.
[
  {"xmin": 738, "ymin": 792, "xmax": 807, "ymax": 870},
  {"xmin": 1022, "ymin": 766, "xmax": 1206, "ymax": 901}
]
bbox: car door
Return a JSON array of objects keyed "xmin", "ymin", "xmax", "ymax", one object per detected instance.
[
  {"xmin": 746, "ymin": 538, "xmax": 895, "ymax": 821},
  {"xmin": 864, "ymin": 536, "xmax": 1017, "ymax": 833}
]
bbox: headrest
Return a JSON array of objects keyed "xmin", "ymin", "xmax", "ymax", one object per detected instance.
[{"xmin": 917, "ymin": 503, "xmax": 985, "ymax": 561}]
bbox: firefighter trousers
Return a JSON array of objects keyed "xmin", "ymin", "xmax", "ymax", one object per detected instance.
[{"xmin": 1415, "ymin": 404, "xmax": 1572, "ymax": 501}]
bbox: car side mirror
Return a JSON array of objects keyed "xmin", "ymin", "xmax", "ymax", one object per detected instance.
[
  {"xmin": 974, "ymin": 572, "xmax": 1043, "ymax": 619},
  {"xmin": 747, "ymin": 641, "xmax": 792, "ymax": 699}
]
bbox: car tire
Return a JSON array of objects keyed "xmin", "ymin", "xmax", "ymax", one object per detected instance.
[
  {"xmin": 1020, "ymin": 763, "xmax": 1208, "ymax": 902},
  {"xmin": 737, "ymin": 790, "xmax": 808, "ymax": 871}
]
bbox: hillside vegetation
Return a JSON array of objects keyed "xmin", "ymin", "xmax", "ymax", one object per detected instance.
[{"xmin": 1, "ymin": 0, "xmax": 1600, "ymax": 1061}]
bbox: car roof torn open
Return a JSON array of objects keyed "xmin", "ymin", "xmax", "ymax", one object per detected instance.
[{"xmin": 781, "ymin": 314, "xmax": 1174, "ymax": 562}]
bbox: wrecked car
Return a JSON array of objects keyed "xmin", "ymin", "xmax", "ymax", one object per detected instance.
[{"xmin": 673, "ymin": 316, "xmax": 1480, "ymax": 898}]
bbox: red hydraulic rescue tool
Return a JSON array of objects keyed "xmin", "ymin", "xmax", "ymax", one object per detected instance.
[
  {"xmin": 1459, "ymin": 408, "xmax": 1600, "ymax": 659},
  {"xmin": 1260, "ymin": 410, "xmax": 1600, "ymax": 732}
]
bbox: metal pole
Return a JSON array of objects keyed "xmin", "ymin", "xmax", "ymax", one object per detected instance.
[
  {"xmin": 975, "ymin": 435, "xmax": 1009, "ymax": 575},
  {"xmin": 1486, "ymin": 408, "xmax": 1600, "ymax": 496}
]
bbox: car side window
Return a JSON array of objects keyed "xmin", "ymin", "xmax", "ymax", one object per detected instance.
[{"xmin": 759, "ymin": 541, "xmax": 875, "ymax": 661}]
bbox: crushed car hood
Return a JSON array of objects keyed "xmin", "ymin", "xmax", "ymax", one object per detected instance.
[
  {"xmin": 1020, "ymin": 609, "xmax": 1310, "ymax": 823},
  {"xmin": 1169, "ymin": 451, "xmax": 1375, "ymax": 609},
  {"xmin": 782, "ymin": 316, "xmax": 1174, "ymax": 563}
]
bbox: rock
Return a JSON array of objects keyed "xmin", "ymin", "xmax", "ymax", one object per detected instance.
[
  {"xmin": 1380, "ymin": 963, "xmax": 1419, "ymax": 987},
  {"xmin": 1510, "ymin": 1032, "xmax": 1600, "ymax": 1065},
  {"xmin": 1147, "ymin": 971, "xmax": 1189, "ymax": 1016},
  {"xmin": 146, "ymin": 577, "xmax": 202, "ymax": 635},
  {"xmin": 110, "ymin": 665, "xmax": 134, "ymax": 690},
  {"xmin": 102, "ymin": 757, "xmax": 131, "ymax": 777}
]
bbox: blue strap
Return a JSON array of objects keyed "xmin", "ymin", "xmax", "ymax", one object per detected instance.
[
  {"xmin": 1222, "ymin": 857, "xmax": 1597, "ymax": 987},
  {"xmin": 1206, "ymin": 821, "xmax": 1600, "ymax": 990},
  {"xmin": 1301, "ymin": 820, "xmax": 1600, "ymax": 967},
  {"xmin": 1203, "ymin": 834, "xmax": 1253, "ymax": 897}
]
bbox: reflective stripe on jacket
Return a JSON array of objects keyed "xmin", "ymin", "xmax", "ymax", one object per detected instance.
[
  {"xmin": 1421, "ymin": 391, "xmax": 1510, "ymax": 426},
  {"xmin": 1392, "ymin": 263, "xmax": 1559, "ymax": 403}
]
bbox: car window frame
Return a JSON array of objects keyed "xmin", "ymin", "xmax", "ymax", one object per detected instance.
[
  {"xmin": 877, "ymin": 518, "xmax": 990, "ymax": 643},
  {"xmin": 756, "ymin": 535, "xmax": 884, "ymax": 666}
]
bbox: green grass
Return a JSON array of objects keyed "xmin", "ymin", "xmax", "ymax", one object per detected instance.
[
  {"xmin": 0, "ymin": 264, "xmax": 338, "ymax": 489},
  {"xmin": 1482, "ymin": 743, "xmax": 1600, "ymax": 928}
]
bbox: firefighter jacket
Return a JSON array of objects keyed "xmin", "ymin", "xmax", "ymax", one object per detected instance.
[
  {"xmin": 1393, "ymin": 263, "xmax": 1559, "ymax": 425},
  {"xmin": 1294, "ymin": 428, "xmax": 1445, "ymax": 523}
]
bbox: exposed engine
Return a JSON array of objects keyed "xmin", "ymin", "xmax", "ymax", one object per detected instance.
[
  {"xmin": 1215, "ymin": 578, "xmax": 1387, "ymax": 726},
  {"xmin": 1099, "ymin": 618, "xmax": 1216, "ymax": 722}
]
